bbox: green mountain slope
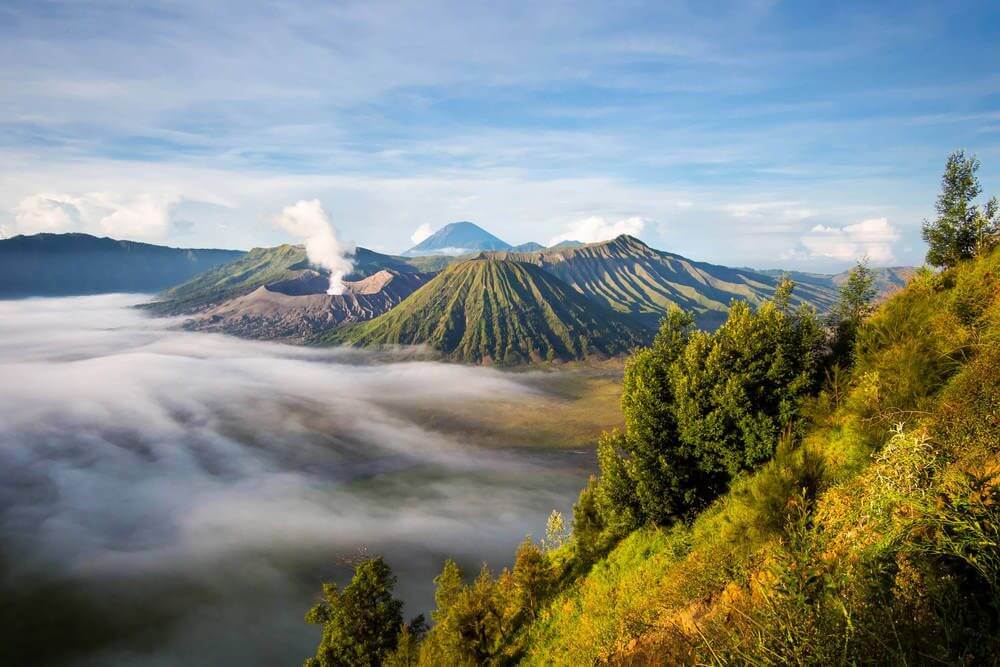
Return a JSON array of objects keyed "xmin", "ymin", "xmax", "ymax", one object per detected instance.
[
  {"xmin": 145, "ymin": 244, "xmax": 432, "ymax": 314},
  {"xmin": 321, "ymin": 256, "xmax": 649, "ymax": 363},
  {"xmin": 494, "ymin": 234, "xmax": 839, "ymax": 329},
  {"xmin": 0, "ymin": 233, "xmax": 243, "ymax": 297}
]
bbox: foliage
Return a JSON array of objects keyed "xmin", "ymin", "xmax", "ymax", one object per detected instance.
[
  {"xmin": 302, "ymin": 156, "xmax": 1000, "ymax": 665},
  {"xmin": 594, "ymin": 289, "xmax": 823, "ymax": 529},
  {"xmin": 304, "ymin": 557, "xmax": 404, "ymax": 667},
  {"xmin": 828, "ymin": 258, "xmax": 877, "ymax": 364},
  {"xmin": 542, "ymin": 510, "xmax": 568, "ymax": 552},
  {"xmin": 521, "ymin": 242, "xmax": 1000, "ymax": 665},
  {"xmin": 922, "ymin": 150, "xmax": 999, "ymax": 268}
]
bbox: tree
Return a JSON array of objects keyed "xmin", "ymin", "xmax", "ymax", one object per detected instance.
[
  {"xmin": 512, "ymin": 537, "xmax": 553, "ymax": 618},
  {"xmin": 542, "ymin": 510, "xmax": 568, "ymax": 551},
  {"xmin": 829, "ymin": 259, "xmax": 877, "ymax": 364},
  {"xmin": 671, "ymin": 297, "xmax": 822, "ymax": 485},
  {"xmin": 613, "ymin": 308, "xmax": 697, "ymax": 525},
  {"xmin": 593, "ymin": 288, "xmax": 824, "ymax": 528},
  {"xmin": 304, "ymin": 557, "xmax": 404, "ymax": 667},
  {"xmin": 571, "ymin": 475, "xmax": 605, "ymax": 564},
  {"xmin": 922, "ymin": 150, "xmax": 999, "ymax": 268},
  {"xmin": 431, "ymin": 559, "xmax": 465, "ymax": 622},
  {"xmin": 383, "ymin": 616, "xmax": 427, "ymax": 667},
  {"xmin": 446, "ymin": 565, "xmax": 510, "ymax": 664}
]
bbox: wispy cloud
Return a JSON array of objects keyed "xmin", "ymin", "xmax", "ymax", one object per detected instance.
[
  {"xmin": 0, "ymin": 1, "xmax": 997, "ymax": 268},
  {"xmin": 793, "ymin": 217, "xmax": 902, "ymax": 264}
]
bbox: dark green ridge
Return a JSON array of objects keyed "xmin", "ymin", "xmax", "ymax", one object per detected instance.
[
  {"xmin": 491, "ymin": 234, "xmax": 840, "ymax": 329},
  {"xmin": 0, "ymin": 232, "xmax": 243, "ymax": 298}
]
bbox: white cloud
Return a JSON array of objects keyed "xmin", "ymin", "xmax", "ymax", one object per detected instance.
[
  {"xmin": 723, "ymin": 200, "xmax": 814, "ymax": 221},
  {"xmin": 10, "ymin": 192, "xmax": 177, "ymax": 240},
  {"xmin": 798, "ymin": 217, "xmax": 900, "ymax": 264},
  {"xmin": 410, "ymin": 223, "xmax": 434, "ymax": 245},
  {"xmin": 274, "ymin": 199, "xmax": 355, "ymax": 294},
  {"xmin": 548, "ymin": 215, "xmax": 647, "ymax": 245}
]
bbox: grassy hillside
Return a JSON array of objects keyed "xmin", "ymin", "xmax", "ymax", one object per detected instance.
[
  {"xmin": 519, "ymin": 247, "xmax": 1000, "ymax": 664},
  {"xmin": 305, "ymin": 243, "xmax": 998, "ymax": 666},
  {"xmin": 145, "ymin": 244, "xmax": 432, "ymax": 314},
  {"xmin": 495, "ymin": 235, "xmax": 839, "ymax": 329},
  {"xmin": 321, "ymin": 256, "xmax": 650, "ymax": 364}
]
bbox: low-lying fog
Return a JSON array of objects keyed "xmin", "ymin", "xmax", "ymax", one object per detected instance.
[{"xmin": 0, "ymin": 295, "xmax": 597, "ymax": 665}]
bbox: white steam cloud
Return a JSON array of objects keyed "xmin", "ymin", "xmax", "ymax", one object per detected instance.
[
  {"xmin": 274, "ymin": 199, "xmax": 355, "ymax": 295},
  {"xmin": 410, "ymin": 223, "xmax": 435, "ymax": 245},
  {"xmin": 548, "ymin": 215, "xmax": 647, "ymax": 246}
]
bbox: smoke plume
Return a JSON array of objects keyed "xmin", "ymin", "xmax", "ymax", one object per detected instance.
[{"xmin": 274, "ymin": 199, "xmax": 355, "ymax": 294}]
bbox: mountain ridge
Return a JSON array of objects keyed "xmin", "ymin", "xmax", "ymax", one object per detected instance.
[
  {"xmin": 0, "ymin": 232, "xmax": 244, "ymax": 297},
  {"xmin": 321, "ymin": 256, "xmax": 649, "ymax": 364},
  {"xmin": 491, "ymin": 234, "xmax": 840, "ymax": 329}
]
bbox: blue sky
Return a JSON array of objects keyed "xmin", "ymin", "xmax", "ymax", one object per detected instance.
[{"xmin": 1, "ymin": 0, "xmax": 998, "ymax": 270}]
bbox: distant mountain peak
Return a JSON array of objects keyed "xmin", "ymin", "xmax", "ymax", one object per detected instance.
[{"xmin": 402, "ymin": 221, "xmax": 511, "ymax": 257}]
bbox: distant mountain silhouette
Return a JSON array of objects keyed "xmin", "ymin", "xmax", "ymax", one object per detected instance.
[
  {"xmin": 402, "ymin": 221, "xmax": 512, "ymax": 256},
  {"xmin": 0, "ymin": 233, "xmax": 243, "ymax": 297}
]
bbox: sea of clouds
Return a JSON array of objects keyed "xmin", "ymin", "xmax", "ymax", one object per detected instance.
[{"xmin": 0, "ymin": 295, "xmax": 590, "ymax": 665}]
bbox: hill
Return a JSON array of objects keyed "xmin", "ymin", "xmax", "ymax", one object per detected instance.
[
  {"xmin": 512, "ymin": 248, "xmax": 1000, "ymax": 664},
  {"xmin": 323, "ymin": 244, "xmax": 999, "ymax": 665},
  {"xmin": 494, "ymin": 234, "xmax": 839, "ymax": 329},
  {"xmin": 402, "ymin": 221, "xmax": 511, "ymax": 256},
  {"xmin": 145, "ymin": 244, "xmax": 431, "ymax": 315},
  {"xmin": 759, "ymin": 265, "xmax": 917, "ymax": 300},
  {"xmin": 184, "ymin": 269, "xmax": 430, "ymax": 340},
  {"xmin": 0, "ymin": 233, "xmax": 243, "ymax": 297},
  {"xmin": 321, "ymin": 256, "xmax": 649, "ymax": 363}
]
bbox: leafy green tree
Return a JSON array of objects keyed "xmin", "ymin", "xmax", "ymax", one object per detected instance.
[
  {"xmin": 431, "ymin": 559, "xmax": 464, "ymax": 622},
  {"xmin": 571, "ymin": 475, "xmax": 606, "ymax": 564},
  {"xmin": 512, "ymin": 537, "xmax": 553, "ymax": 618},
  {"xmin": 829, "ymin": 259, "xmax": 877, "ymax": 364},
  {"xmin": 383, "ymin": 616, "xmax": 427, "ymax": 667},
  {"xmin": 594, "ymin": 429, "xmax": 643, "ymax": 532},
  {"xmin": 922, "ymin": 150, "xmax": 999, "ymax": 268},
  {"xmin": 594, "ymin": 288, "xmax": 823, "ymax": 528},
  {"xmin": 671, "ymin": 298, "xmax": 822, "ymax": 488},
  {"xmin": 304, "ymin": 557, "xmax": 404, "ymax": 667},
  {"xmin": 439, "ymin": 565, "xmax": 511, "ymax": 665},
  {"xmin": 613, "ymin": 309, "xmax": 697, "ymax": 524}
]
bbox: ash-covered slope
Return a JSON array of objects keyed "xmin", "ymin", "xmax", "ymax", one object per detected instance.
[
  {"xmin": 185, "ymin": 269, "xmax": 431, "ymax": 340},
  {"xmin": 146, "ymin": 244, "xmax": 430, "ymax": 315},
  {"xmin": 493, "ymin": 235, "xmax": 839, "ymax": 329},
  {"xmin": 322, "ymin": 256, "xmax": 649, "ymax": 364}
]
